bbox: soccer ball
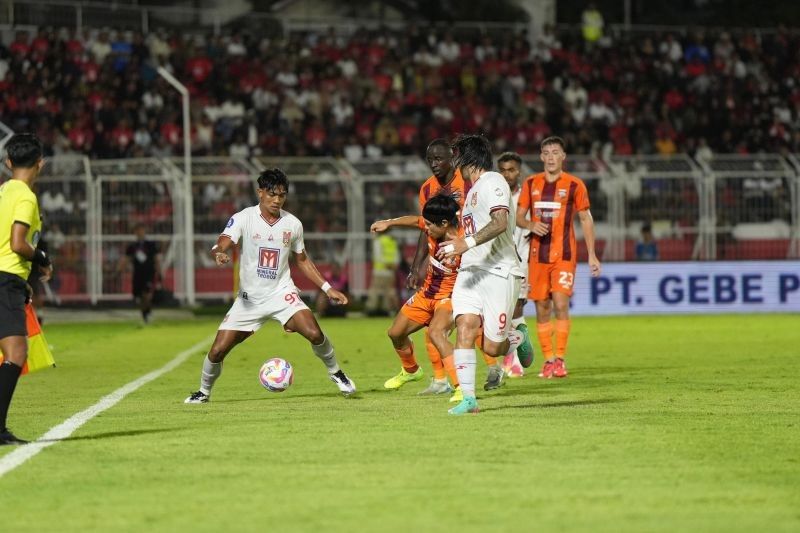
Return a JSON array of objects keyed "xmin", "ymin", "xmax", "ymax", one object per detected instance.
[{"xmin": 259, "ymin": 358, "xmax": 294, "ymax": 392}]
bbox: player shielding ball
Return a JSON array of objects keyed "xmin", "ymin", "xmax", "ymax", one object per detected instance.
[
  {"xmin": 437, "ymin": 134, "xmax": 525, "ymax": 415},
  {"xmin": 372, "ymin": 195, "xmax": 463, "ymax": 398},
  {"xmin": 184, "ymin": 168, "xmax": 356, "ymax": 403},
  {"xmin": 516, "ymin": 136, "xmax": 601, "ymax": 378}
]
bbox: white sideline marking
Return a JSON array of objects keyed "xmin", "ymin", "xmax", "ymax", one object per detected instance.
[{"xmin": 0, "ymin": 335, "xmax": 214, "ymax": 478}]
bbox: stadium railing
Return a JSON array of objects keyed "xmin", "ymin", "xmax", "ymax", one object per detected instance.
[{"xmin": 2, "ymin": 153, "xmax": 799, "ymax": 305}]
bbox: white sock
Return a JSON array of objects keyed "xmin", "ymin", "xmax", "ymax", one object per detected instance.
[
  {"xmin": 506, "ymin": 330, "xmax": 523, "ymax": 357},
  {"xmin": 200, "ymin": 355, "xmax": 222, "ymax": 395},
  {"xmin": 312, "ymin": 334, "xmax": 340, "ymax": 374},
  {"xmin": 453, "ymin": 348, "xmax": 476, "ymax": 398},
  {"xmin": 511, "ymin": 316, "xmax": 525, "ymax": 328}
]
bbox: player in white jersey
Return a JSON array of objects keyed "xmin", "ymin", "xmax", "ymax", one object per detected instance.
[
  {"xmin": 184, "ymin": 169, "xmax": 356, "ymax": 403},
  {"xmin": 497, "ymin": 152, "xmax": 536, "ymax": 377},
  {"xmin": 437, "ymin": 134, "xmax": 525, "ymax": 415}
]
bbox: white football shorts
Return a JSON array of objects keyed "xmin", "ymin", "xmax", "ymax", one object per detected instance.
[
  {"xmin": 451, "ymin": 266, "xmax": 521, "ymax": 343},
  {"xmin": 219, "ymin": 285, "xmax": 309, "ymax": 331}
]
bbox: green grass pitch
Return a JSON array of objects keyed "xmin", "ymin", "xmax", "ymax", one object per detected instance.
[{"xmin": 1, "ymin": 315, "xmax": 799, "ymax": 532}]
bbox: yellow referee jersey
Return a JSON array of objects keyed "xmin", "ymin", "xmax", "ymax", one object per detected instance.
[{"xmin": 0, "ymin": 179, "xmax": 41, "ymax": 278}]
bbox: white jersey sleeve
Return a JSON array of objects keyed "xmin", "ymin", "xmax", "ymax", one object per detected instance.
[
  {"xmin": 511, "ymin": 187, "xmax": 531, "ymax": 267},
  {"xmin": 291, "ymin": 222, "xmax": 305, "ymax": 254},
  {"xmin": 460, "ymin": 172, "xmax": 524, "ymax": 278},
  {"xmin": 221, "ymin": 212, "xmax": 244, "ymax": 243}
]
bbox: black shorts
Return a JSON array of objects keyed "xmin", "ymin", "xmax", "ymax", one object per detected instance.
[
  {"xmin": 132, "ymin": 275, "xmax": 154, "ymax": 298},
  {"xmin": 0, "ymin": 271, "xmax": 28, "ymax": 339}
]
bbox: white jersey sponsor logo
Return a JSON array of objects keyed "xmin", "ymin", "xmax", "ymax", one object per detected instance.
[
  {"xmin": 221, "ymin": 206, "xmax": 305, "ymax": 304},
  {"xmin": 534, "ymin": 200, "xmax": 562, "ymax": 221},
  {"xmin": 460, "ymin": 171, "xmax": 523, "ymax": 278}
]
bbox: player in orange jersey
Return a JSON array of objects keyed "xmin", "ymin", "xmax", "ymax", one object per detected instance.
[
  {"xmin": 371, "ymin": 195, "xmax": 462, "ymax": 397},
  {"xmin": 408, "ymin": 139, "xmax": 471, "ymax": 290},
  {"xmin": 418, "ymin": 140, "xmax": 507, "ymax": 390},
  {"xmin": 516, "ymin": 136, "xmax": 601, "ymax": 379}
]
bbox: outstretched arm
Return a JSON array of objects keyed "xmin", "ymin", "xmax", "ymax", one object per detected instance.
[
  {"xmin": 578, "ymin": 209, "xmax": 601, "ymax": 277},
  {"xmin": 437, "ymin": 209, "xmax": 509, "ymax": 259},
  {"xmin": 294, "ymin": 250, "xmax": 348, "ymax": 305},
  {"xmin": 370, "ymin": 215, "xmax": 420, "ymax": 232}
]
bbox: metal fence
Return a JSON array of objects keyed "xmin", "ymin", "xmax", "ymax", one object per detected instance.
[{"xmin": 2, "ymin": 154, "xmax": 800, "ymax": 305}]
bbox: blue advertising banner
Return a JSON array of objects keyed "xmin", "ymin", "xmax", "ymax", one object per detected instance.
[{"xmin": 523, "ymin": 261, "xmax": 800, "ymax": 316}]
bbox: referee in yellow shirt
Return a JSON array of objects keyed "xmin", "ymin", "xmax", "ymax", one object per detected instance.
[{"xmin": 0, "ymin": 133, "xmax": 52, "ymax": 445}]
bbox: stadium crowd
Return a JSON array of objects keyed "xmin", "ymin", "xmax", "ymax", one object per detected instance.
[{"xmin": 2, "ymin": 23, "xmax": 800, "ymax": 162}]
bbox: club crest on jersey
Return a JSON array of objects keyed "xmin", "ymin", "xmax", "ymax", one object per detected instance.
[
  {"xmin": 558, "ymin": 188, "xmax": 567, "ymax": 199},
  {"xmin": 257, "ymin": 247, "xmax": 280, "ymax": 279},
  {"xmin": 533, "ymin": 189, "xmax": 540, "ymax": 196},
  {"xmin": 282, "ymin": 231, "xmax": 292, "ymax": 246}
]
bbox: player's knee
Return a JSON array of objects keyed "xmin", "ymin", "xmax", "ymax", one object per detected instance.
[
  {"xmin": 306, "ymin": 328, "xmax": 325, "ymax": 345},
  {"xmin": 428, "ymin": 326, "xmax": 447, "ymax": 347},
  {"xmin": 553, "ymin": 302, "xmax": 570, "ymax": 318},
  {"xmin": 455, "ymin": 323, "xmax": 479, "ymax": 346},
  {"xmin": 3, "ymin": 346, "xmax": 29, "ymax": 367},
  {"xmin": 387, "ymin": 327, "xmax": 404, "ymax": 345},
  {"xmin": 207, "ymin": 347, "xmax": 227, "ymax": 363}
]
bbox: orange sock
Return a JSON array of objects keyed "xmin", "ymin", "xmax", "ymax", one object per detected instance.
[
  {"xmin": 424, "ymin": 330, "xmax": 446, "ymax": 380},
  {"xmin": 394, "ymin": 342, "xmax": 418, "ymax": 373},
  {"xmin": 537, "ymin": 321, "xmax": 554, "ymax": 360},
  {"xmin": 442, "ymin": 354, "xmax": 459, "ymax": 386},
  {"xmin": 555, "ymin": 319, "xmax": 571, "ymax": 358}
]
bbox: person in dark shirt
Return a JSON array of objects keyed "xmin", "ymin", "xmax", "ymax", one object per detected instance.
[{"xmin": 121, "ymin": 224, "xmax": 161, "ymax": 324}]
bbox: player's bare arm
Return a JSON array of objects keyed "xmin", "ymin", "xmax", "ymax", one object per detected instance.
[
  {"xmin": 437, "ymin": 208, "xmax": 508, "ymax": 260},
  {"xmin": 407, "ymin": 230, "xmax": 428, "ymax": 290},
  {"xmin": 10, "ymin": 221, "xmax": 53, "ymax": 281},
  {"xmin": 370, "ymin": 215, "xmax": 420, "ymax": 232},
  {"xmin": 516, "ymin": 204, "xmax": 548, "ymax": 236},
  {"xmin": 294, "ymin": 249, "xmax": 348, "ymax": 305},
  {"xmin": 211, "ymin": 235, "xmax": 234, "ymax": 266},
  {"xmin": 578, "ymin": 209, "xmax": 601, "ymax": 277}
]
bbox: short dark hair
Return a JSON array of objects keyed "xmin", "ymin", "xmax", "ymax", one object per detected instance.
[
  {"xmin": 5, "ymin": 133, "xmax": 43, "ymax": 168},
  {"xmin": 451, "ymin": 134, "xmax": 493, "ymax": 173},
  {"xmin": 497, "ymin": 151, "xmax": 522, "ymax": 166},
  {"xmin": 540, "ymin": 136, "xmax": 566, "ymax": 151},
  {"xmin": 422, "ymin": 194, "xmax": 460, "ymax": 226},
  {"xmin": 427, "ymin": 138, "xmax": 450, "ymax": 152},
  {"xmin": 257, "ymin": 168, "xmax": 289, "ymax": 192}
]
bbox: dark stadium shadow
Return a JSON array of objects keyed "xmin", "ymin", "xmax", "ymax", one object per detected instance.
[
  {"xmin": 480, "ymin": 397, "xmax": 625, "ymax": 412},
  {"xmin": 486, "ymin": 386, "xmax": 569, "ymax": 399},
  {"xmin": 584, "ymin": 366, "xmax": 676, "ymax": 376},
  {"xmin": 214, "ymin": 391, "xmax": 363, "ymax": 402},
  {"xmin": 39, "ymin": 428, "xmax": 180, "ymax": 443}
]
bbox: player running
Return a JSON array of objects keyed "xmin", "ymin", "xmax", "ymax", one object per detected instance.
[
  {"xmin": 497, "ymin": 151, "xmax": 535, "ymax": 377},
  {"xmin": 516, "ymin": 136, "xmax": 601, "ymax": 379},
  {"xmin": 371, "ymin": 195, "xmax": 463, "ymax": 399},
  {"xmin": 437, "ymin": 134, "xmax": 526, "ymax": 415},
  {"xmin": 184, "ymin": 168, "xmax": 356, "ymax": 403}
]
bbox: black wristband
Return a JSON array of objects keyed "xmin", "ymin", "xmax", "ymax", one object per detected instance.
[{"xmin": 32, "ymin": 248, "xmax": 51, "ymax": 267}]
